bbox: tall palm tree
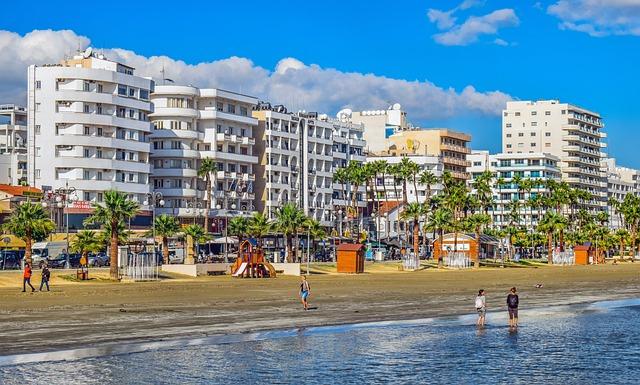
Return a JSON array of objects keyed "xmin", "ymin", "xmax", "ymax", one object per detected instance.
[
  {"xmin": 538, "ymin": 211, "xmax": 567, "ymax": 264},
  {"xmin": 333, "ymin": 167, "xmax": 350, "ymax": 235},
  {"xmin": 183, "ymin": 224, "xmax": 208, "ymax": 264},
  {"xmin": 84, "ymin": 190, "xmax": 139, "ymax": 280},
  {"xmin": 418, "ymin": 170, "xmax": 438, "ymax": 253},
  {"xmin": 346, "ymin": 161, "xmax": 366, "ymax": 241},
  {"xmin": 197, "ymin": 158, "xmax": 217, "ymax": 234},
  {"xmin": 274, "ymin": 203, "xmax": 306, "ymax": 263},
  {"xmin": 400, "ymin": 202, "xmax": 425, "ymax": 259},
  {"xmin": 304, "ymin": 218, "xmax": 327, "ymax": 258},
  {"xmin": 465, "ymin": 213, "xmax": 492, "ymax": 268},
  {"xmin": 71, "ymin": 230, "xmax": 100, "ymax": 268},
  {"xmin": 398, "ymin": 157, "xmax": 415, "ymax": 206},
  {"xmin": 153, "ymin": 214, "xmax": 180, "ymax": 264},
  {"xmin": 3, "ymin": 202, "xmax": 55, "ymax": 265},
  {"xmin": 426, "ymin": 207, "xmax": 453, "ymax": 268},
  {"xmin": 247, "ymin": 212, "xmax": 271, "ymax": 248}
]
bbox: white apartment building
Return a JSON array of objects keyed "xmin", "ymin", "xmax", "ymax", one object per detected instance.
[
  {"xmin": 27, "ymin": 50, "xmax": 153, "ymax": 212},
  {"xmin": 150, "ymin": 85, "xmax": 258, "ymax": 226},
  {"xmin": 0, "ymin": 104, "xmax": 28, "ymax": 185},
  {"xmin": 253, "ymin": 106, "xmax": 366, "ymax": 227},
  {"xmin": 604, "ymin": 158, "xmax": 639, "ymax": 229},
  {"xmin": 468, "ymin": 151, "xmax": 562, "ymax": 229},
  {"xmin": 342, "ymin": 103, "xmax": 407, "ymax": 154},
  {"xmin": 365, "ymin": 154, "xmax": 443, "ymax": 240},
  {"xmin": 502, "ymin": 100, "xmax": 607, "ymax": 211}
]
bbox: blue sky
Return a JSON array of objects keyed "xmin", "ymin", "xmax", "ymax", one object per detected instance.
[{"xmin": 1, "ymin": 0, "xmax": 639, "ymax": 166}]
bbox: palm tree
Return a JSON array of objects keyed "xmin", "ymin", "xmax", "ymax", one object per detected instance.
[
  {"xmin": 153, "ymin": 214, "xmax": 180, "ymax": 264},
  {"xmin": 274, "ymin": 203, "xmax": 306, "ymax": 263},
  {"xmin": 228, "ymin": 216, "xmax": 249, "ymax": 247},
  {"xmin": 304, "ymin": 218, "xmax": 327, "ymax": 258},
  {"xmin": 247, "ymin": 212, "xmax": 271, "ymax": 248},
  {"xmin": 346, "ymin": 161, "xmax": 366, "ymax": 241},
  {"xmin": 333, "ymin": 167, "xmax": 350, "ymax": 235},
  {"xmin": 538, "ymin": 211, "xmax": 567, "ymax": 264},
  {"xmin": 398, "ymin": 157, "xmax": 415, "ymax": 205},
  {"xmin": 183, "ymin": 224, "xmax": 208, "ymax": 264},
  {"xmin": 3, "ymin": 202, "xmax": 55, "ymax": 265},
  {"xmin": 465, "ymin": 213, "xmax": 492, "ymax": 268},
  {"xmin": 400, "ymin": 202, "xmax": 424, "ymax": 259},
  {"xmin": 426, "ymin": 207, "xmax": 453, "ymax": 268},
  {"xmin": 198, "ymin": 158, "xmax": 217, "ymax": 234},
  {"xmin": 71, "ymin": 230, "xmax": 100, "ymax": 268},
  {"xmin": 418, "ymin": 170, "xmax": 438, "ymax": 253},
  {"xmin": 84, "ymin": 190, "xmax": 139, "ymax": 280}
]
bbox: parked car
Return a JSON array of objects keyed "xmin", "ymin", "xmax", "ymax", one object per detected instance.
[
  {"xmin": 168, "ymin": 251, "xmax": 184, "ymax": 264},
  {"xmin": 0, "ymin": 251, "xmax": 22, "ymax": 270},
  {"xmin": 47, "ymin": 253, "xmax": 82, "ymax": 269},
  {"xmin": 88, "ymin": 252, "xmax": 109, "ymax": 267}
]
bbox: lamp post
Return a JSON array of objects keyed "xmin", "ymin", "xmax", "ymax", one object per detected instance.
[
  {"xmin": 217, "ymin": 202, "xmax": 236, "ymax": 263},
  {"xmin": 186, "ymin": 199, "xmax": 204, "ymax": 225},
  {"xmin": 42, "ymin": 182, "xmax": 77, "ymax": 269},
  {"xmin": 143, "ymin": 192, "xmax": 164, "ymax": 262}
]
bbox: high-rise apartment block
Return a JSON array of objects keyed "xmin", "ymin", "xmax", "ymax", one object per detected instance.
[
  {"xmin": 502, "ymin": 100, "xmax": 607, "ymax": 210},
  {"xmin": 27, "ymin": 51, "xmax": 153, "ymax": 207},
  {"xmin": 0, "ymin": 104, "xmax": 28, "ymax": 185},
  {"xmin": 150, "ymin": 85, "xmax": 258, "ymax": 224},
  {"xmin": 346, "ymin": 104, "xmax": 407, "ymax": 154}
]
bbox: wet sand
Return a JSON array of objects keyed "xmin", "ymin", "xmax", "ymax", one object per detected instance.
[{"xmin": 1, "ymin": 263, "xmax": 639, "ymax": 356}]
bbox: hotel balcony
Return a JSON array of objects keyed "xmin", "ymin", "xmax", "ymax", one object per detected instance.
[
  {"xmin": 442, "ymin": 156, "xmax": 472, "ymax": 168},
  {"xmin": 440, "ymin": 143, "xmax": 471, "ymax": 154}
]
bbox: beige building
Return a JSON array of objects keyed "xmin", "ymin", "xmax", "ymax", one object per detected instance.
[
  {"xmin": 340, "ymin": 104, "xmax": 407, "ymax": 154},
  {"xmin": 385, "ymin": 129, "xmax": 471, "ymax": 181},
  {"xmin": 502, "ymin": 100, "xmax": 607, "ymax": 210}
]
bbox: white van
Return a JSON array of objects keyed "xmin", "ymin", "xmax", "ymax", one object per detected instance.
[{"xmin": 32, "ymin": 241, "xmax": 68, "ymax": 268}]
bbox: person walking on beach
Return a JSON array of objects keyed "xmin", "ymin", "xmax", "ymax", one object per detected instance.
[
  {"xmin": 40, "ymin": 265, "xmax": 51, "ymax": 292},
  {"xmin": 475, "ymin": 289, "xmax": 486, "ymax": 327},
  {"xmin": 299, "ymin": 275, "xmax": 310, "ymax": 310},
  {"xmin": 22, "ymin": 262, "xmax": 35, "ymax": 293},
  {"xmin": 507, "ymin": 287, "xmax": 519, "ymax": 328}
]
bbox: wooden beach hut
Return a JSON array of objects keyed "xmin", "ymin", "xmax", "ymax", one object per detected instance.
[{"xmin": 337, "ymin": 243, "xmax": 365, "ymax": 273}]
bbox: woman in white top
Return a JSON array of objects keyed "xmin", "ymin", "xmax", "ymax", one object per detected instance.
[{"xmin": 475, "ymin": 289, "xmax": 486, "ymax": 327}]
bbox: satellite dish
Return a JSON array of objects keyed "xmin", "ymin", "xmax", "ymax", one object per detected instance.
[
  {"xmin": 83, "ymin": 47, "xmax": 93, "ymax": 58},
  {"xmin": 393, "ymin": 103, "xmax": 401, "ymax": 110}
]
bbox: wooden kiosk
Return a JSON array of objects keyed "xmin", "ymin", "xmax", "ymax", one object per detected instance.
[
  {"xmin": 337, "ymin": 243, "xmax": 365, "ymax": 273},
  {"xmin": 230, "ymin": 240, "xmax": 276, "ymax": 278}
]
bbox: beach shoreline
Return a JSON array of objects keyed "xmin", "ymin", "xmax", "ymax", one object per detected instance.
[{"xmin": 1, "ymin": 263, "xmax": 639, "ymax": 357}]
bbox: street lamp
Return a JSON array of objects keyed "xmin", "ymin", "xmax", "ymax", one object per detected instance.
[
  {"xmin": 217, "ymin": 202, "xmax": 236, "ymax": 263},
  {"xmin": 42, "ymin": 182, "xmax": 77, "ymax": 269},
  {"xmin": 143, "ymin": 192, "xmax": 164, "ymax": 264},
  {"xmin": 186, "ymin": 199, "xmax": 205, "ymax": 225}
]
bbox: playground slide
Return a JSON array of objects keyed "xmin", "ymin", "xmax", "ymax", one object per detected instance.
[{"xmin": 233, "ymin": 262, "xmax": 248, "ymax": 277}]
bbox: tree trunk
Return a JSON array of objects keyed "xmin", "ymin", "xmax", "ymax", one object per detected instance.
[
  {"xmin": 109, "ymin": 221, "xmax": 119, "ymax": 280},
  {"xmin": 474, "ymin": 229, "xmax": 480, "ymax": 268},
  {"xmin": 413, "ymin": 219, "xmax": 419, "ymax": 260},
  {"xmin": 437, "ymin": 230, "xmax": 444, "ymax": 268},
  {"xmin": 619, "ymin": 238, "xmax": 624, "ymax": 258},
  {"xmin": 24, "ymin": 233, "xmax": 33, "ymax": 266},
  {"xmin": 547, "ymin": 232, "xmax": 553, "ymax": 264},
  {"xmin": 413, "ymin": 175, "xmax": 419, "ymax": 204},
  {"xmin": 286, "ymin": 234, "xmax": 292, "ymax": 263},
  {"xmin": 204, "ymin": 176, "xmax": 211, "ymax": 234},
  {"xmin": 162, "ymin": 237, "xmax": 169, "ymax": 264}
]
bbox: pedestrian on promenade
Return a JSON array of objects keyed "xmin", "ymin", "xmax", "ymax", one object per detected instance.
[
  {"xmin": 22, "ymin": 262, "xmax": 36, "ymax": 293},
  {"xmin": 40, "ymin": 265, "xmax": 51, "ymax": 292},
  {"xmin": 475, "ymin": 289, "xmax": 486, "ymax": 327},
  {"xmin": 507, "ymin": 287, "xmax": 519, "ymax": 328},
  {"xmin": 299, "ymin": 275, "xmax": 310, "ymax": 311}
]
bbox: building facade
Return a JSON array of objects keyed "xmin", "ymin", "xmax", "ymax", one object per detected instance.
[
  {"xmin": 343, "ymin": 104, "xmax": 407, "ymax": 155},
  {"xmin": 27, "ymin": 51, "xmax": 153, "ymax": 208},
  {"xmin": 502, "ymin": 100, "xmax": 607, "ymax": 211},
  {"xmin": 0, "ymin": 104, "xmax": 28, "ymax": 185},
  {"xmin": 604, "ymin": 158, "xmax": 639, "ymax": 229},
  {"xmin": 150, "ymin": 85, "xmax": 258, "ymax": 226}
]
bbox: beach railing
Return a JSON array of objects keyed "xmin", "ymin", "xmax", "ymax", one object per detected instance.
[
  {"xmin": 402, "ymin": 253, "xmax": 420, "ymax": 270},
  {"xmin": 444, "ymin": 252, "xmax": 471, "ymax": 269},
  {"xmin": 552, "ymin": 250, "xmax": 575, "ymax": 266},
  {"xmin": 124, "ymin": 252, "xmax": 159, "ymax": 281}
]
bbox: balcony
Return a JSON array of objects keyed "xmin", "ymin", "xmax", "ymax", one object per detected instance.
[
  {"xmin": 440, "ymin": 143, "xmax": 471, "ymax": 154},
  {"xmin": 442, "ymin": 156, "xmax": 471, "ymax": 167}
]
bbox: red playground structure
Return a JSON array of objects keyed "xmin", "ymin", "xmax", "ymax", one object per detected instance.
[{"xmin": 230, "ymin": 240, "xmax": 277, "ymax": 278}]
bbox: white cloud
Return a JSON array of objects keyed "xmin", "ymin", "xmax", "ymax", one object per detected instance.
[
  {"xmin": 493, "ymin": 38, "xmax": 509, "ymax": 46},
  {"xmin": 0, "ymin": 29, "xmax": 512, "ymax": 120},
  {"xmin": 548, "ymin": 0, "xmax": 640, "ymax": 37},
  {"xmin": 433, "ymin": 9, "xmax": 520, "ymax": 46},
  {"xmin": 428, "ymin": 9, "xmax": 457, "ymax": 30}
]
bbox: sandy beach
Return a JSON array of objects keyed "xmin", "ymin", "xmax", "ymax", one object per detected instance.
[{"xmin": 1, "ymin": 263, "xmax": 640, "ymax": 356}]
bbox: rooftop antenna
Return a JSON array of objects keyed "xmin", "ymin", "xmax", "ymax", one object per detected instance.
[{"xmin": 160, "ymin": 64, "xmax": 174, "ymax": 85}]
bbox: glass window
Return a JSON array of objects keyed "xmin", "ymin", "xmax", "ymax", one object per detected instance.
[
  {"xmin": 118, "ymin": 85, "xmax": 127, "ymax": 96},
  {"xmin": 227, "ymin": 104, "xmax": 236, "ymax": 114},
  {"xmin": 139, "ymin": 89, "xmax": 149, "ymax": 100}
]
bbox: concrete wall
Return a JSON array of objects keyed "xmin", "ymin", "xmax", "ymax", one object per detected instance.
[
  {"xmin": 162, "ymin": 262, "xmax": 300, "ymax": 277},
  {"xmin": 271, "ymin": 263, "xmax": 301, "ymax": 276}
]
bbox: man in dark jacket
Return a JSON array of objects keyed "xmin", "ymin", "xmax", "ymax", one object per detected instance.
[{"xmin": 40, "ymin": 265, "xmax": 51, "ymax": 291}]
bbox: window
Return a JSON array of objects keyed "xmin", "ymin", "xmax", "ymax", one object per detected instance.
[
  {"xmin": 35, "ymin": 125, "xmax": 41, "ymax": 134},
  {"xmin": 84, "ymin": 192, "xmax": 90, "ymax": 200},
  {"xmin": 171, "ymin": 141, "xmax": 181, "ymax": 149},
  {"xmin": 503, "ymin": 112, "xmax": 508, "ymax": 117},
  {"xmin": 531, "ymin": 111, "xmax": 537, "ymax": 116},
  {"xmin": 35, "ymin": 81, "xmax": 41, "ymax": 89},
  {"xmin": 97, "ymin": 171, "xmax": 103, "ymax": 181},
  {"xmin": 531, "ymin": 142, "xmax": 537, "ymax": 147},
  {"xmin": 240, "ymin": 106, "xmax": 248, "ymax": 116},
  {"xmin": 139, "ymin": 89, "xmax": 149, "ymax": 100},
  {"xmin": 473, "ymin": 161, "xmax": 482, "ymax": 166},
  {"xmin": 506, "ymin": 133, "xmax": 512, "ymax": 138},
  {"xmin": 96, "ymin": 149, "xmax": 103, "ymax": 158},
  {"xmin": 530, "ymin": 132, "xmax": 536, "ymax": 136},
  {"xmin": 97, "ymin": 104, "xmax": 103, "ymax": 114},
  {"xmin": 217, "ymin": 124, "xmax": 223, "ymax": 133},
  {"xmin": 84, "ymin": 149, "xmax": 90, "ymax": 158},
  {"xmin": 517, "ymin": 143, "xmax": 524, "ymax": 147},
  {"xmin": 35, "ymin": 103, "xmax": 41, "ymax": 112},
  {"xmin": 506, "ymin": 144, "xmax": 512, "ymax": 149},
  {"xmin": 545, "ymin": 143, "xmax": 551, "ymax": 147},
  {"xmin": 118, "ymin": 85, "xmax": 127, "ymax": 96},
  {"xmin": 217, "ymin": 144, "xmax": 223, "ymax": 152},
  {"xmin": 84, "ymin": 82, "xmax": 90, "ymax": 92},
  {"xmin": 545, "ymin": 111, "xmax": 551, "ymax": 116},
  {"xmin": 227, "ymin": 104, "xmax": 236, "ymax": 114},
  {"xmin": 97, "ymin": 84, "xmax": 103, "ymax": 93},
  {"xmin": 518, "ymin": 133, "xmax": 524, "ymax": 137},
  {"xmin": 128, "ymin": 88, "xmax": 136, "ymax": 97},
  {"xmin": 228, "ymin": 145, "xmax": 236, "ymax": 153},
  {"xmin": 129, "ymin": 109, "xmax": 135, "ymax": 118},
  {"xmin": 562, "ymin": 110, "xmax": 566, "ymax": 115},
  {"xmin": 515, "ymin": 112, "xmax": 520, "ymax": 116},
  {"xmin": 514, "ymin": 159, "xmax": 524, "ymax": 165},
  {"xmin": 531, "ymin": 122, "xmax": 538, "ymax": 126},
  {"xmin": 216, "ymin": 102, "xmax": 223, "ymax": 111},
  {"xmin": 35, "ymin": 169, "xmax": 41, "ymax": 179},
  {"xmin": 97, "ymin": 192, "xmax": 103, "ymax": 202},
  {"xmin": 84, "ymin": 126, "xmax": 90, "ymax": 135},
  {"xmin": 128, "ymin": 173, "xmax": 134, "ymax": 182},
  {"xmin": 84, "ymin": 104, "xmax": 90, "ymax": 113},
  {"xmin": 545, "ymin": 132, "xmax": 551, "ymax": 137},
  {"xmin": 97, "ymin": 127, "xmax": 103, "ymax": 136}
]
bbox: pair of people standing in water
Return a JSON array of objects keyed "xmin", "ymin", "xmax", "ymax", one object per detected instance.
[{"xmin": 475, "ymin": 287, "xmax": 519, "ymax": 328}]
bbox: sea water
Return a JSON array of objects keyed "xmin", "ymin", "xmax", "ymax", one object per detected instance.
[{"xmin": 1, "ymin": 299, "xmax": 639, "ymax": 385}]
